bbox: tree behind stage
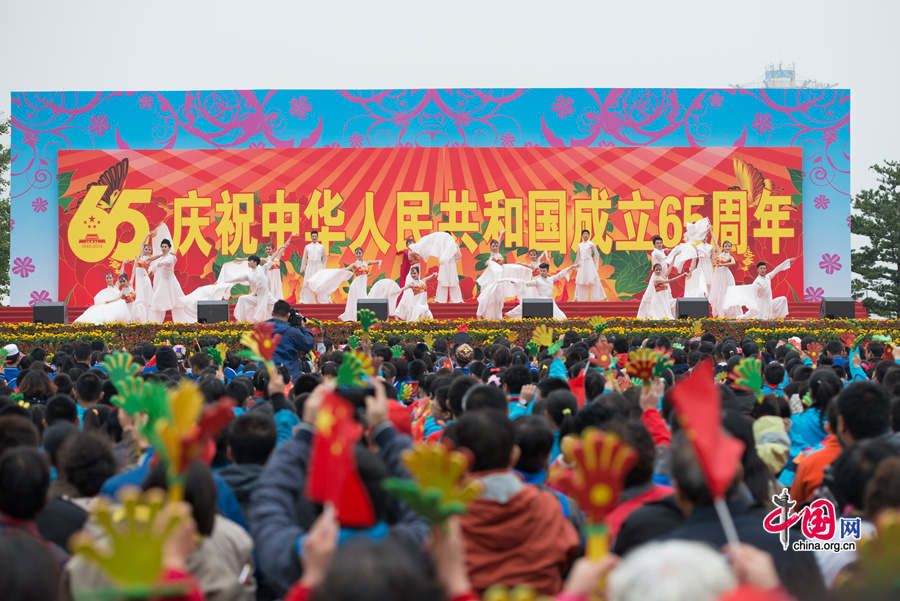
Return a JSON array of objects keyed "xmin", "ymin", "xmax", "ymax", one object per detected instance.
[
  {"xmin": 0, "ymin": 117, "xmax": 9, "ymax": 302},
  {"xmin": 851, "ymin": 160, "xmax": 900, "ymax": 318}
]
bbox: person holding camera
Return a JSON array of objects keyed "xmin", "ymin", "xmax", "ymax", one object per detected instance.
[{"xmin": 266, "ymin": 300, "xmax": 315, "ymax": 379}]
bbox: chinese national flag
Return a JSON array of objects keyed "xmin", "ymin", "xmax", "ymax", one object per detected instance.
[
  {"xmin": 306, "ymin": 392, "xmax": 375, "ymax": 527},
  {"xmin": 669, "ymin": 360, "xmax": 745, "ymax": 499}
]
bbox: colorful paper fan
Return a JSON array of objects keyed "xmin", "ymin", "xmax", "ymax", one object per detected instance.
[
  {"xmin": 103, "ymin": 352, "xmax": 140, "ymax": 386},
  {"xmin": 336, "ymin": 351, "xmax": 374, "ymax": 388},
  {"xmin": 397, "ymin": 381, "xmax": 417, "ymax": 404},
  {"xmin": 589, "ymin": 340, "xmax": 614, "ymax": 370},
  {"xmin": 153, "ymin": 382, "xmax": 234, "ymax": 500},
  {"xmin": 347, "ymin": 334, "xmax": 360, "ymax": 350},
  {"xmin": 654, "ymin": 353, "xmax": 674, "ymax": 377},
  {"xmin": 239, "ymin": 322, "xmax": 282, "ymax": 363},
  {"xmin": 382, "ymin": 441, "xmax": 483, "ymax": 524},
  {"xmin": 357, "ymin": 308, "xmax": 379, "ymax": 333},
  {"xmin": 587, "ymin": 316, "xmax": 607, "ymax": 335},
  {"xmin": 0, "ymin": 348, "xmax": 7, "ymax": 365},
  {"xmin": 525, "ymin": 341, "xmax": 540, "ymax": 357},
  {"xmin": 730, "ymin": 357, "xmax": 764, "ymax": 401},
  {"xmin": 531, "ymin": 324, "xmax": 554, "ymax": 348},
  {"xmin": 69, "ymin": 487, "xmax": 190, "ymax": 601},
  {"xmin": 422, "ymin": 332, "xmax": 435, "ymax": 349},
  {"xmin": 112, "ymin": 378, "xmax": 170, "ymax": 446},
  {"xmin": 391, "ymin": 344, "xmax": 404, "ymax": 358},
  {"xmin": 626, "ymin": 348, "xmax": 662, "ymax": 387},
  {"xmin": 549, "ymin": 428, "xmax": 637, "ymax": 559},
  {"xmin": 805, "ymin": 341, "xmax": 824, "ymax": 363},
  {"xmin": 204, "ymin": 342, "xmax": 229, "ymax": 367}
]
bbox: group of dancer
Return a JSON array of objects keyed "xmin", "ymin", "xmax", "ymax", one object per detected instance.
[
  {"xmin": 75, "ymin": 218, "xmax": 794, "ymax": 325},
  {"xmin": 636, "ymin": 217, "xmax": 795, "ymax": 320}
]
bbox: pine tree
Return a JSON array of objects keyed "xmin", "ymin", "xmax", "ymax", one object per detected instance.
[
  {"xmin": 851, "ymin": 160, "xmax": 900, "ymax": 318},
  {"xmin": 0, "ymin": 117, "xmax": 10, "ymax": 301}
]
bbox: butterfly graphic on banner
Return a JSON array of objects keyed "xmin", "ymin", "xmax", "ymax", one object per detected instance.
[{"xmin": 64, "ymin": 158, "xmax": 129, "ymax": 212}]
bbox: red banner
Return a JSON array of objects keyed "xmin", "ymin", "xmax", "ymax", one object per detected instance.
[{"xmin": 58, "ymin": 146, "xmax": 803, "ymax": 305}]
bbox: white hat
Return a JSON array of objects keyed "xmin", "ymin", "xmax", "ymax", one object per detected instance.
[{"xmin": 3, "ymin": 344, "xmax": 20, "ymax": 358}]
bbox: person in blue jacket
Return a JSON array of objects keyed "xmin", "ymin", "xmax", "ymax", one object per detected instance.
[{"xmin": 265, "ymin": 300, "xmax": 315, "ymax": 381}]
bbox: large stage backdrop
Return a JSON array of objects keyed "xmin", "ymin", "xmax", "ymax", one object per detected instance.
[
  {"xmin": 56, "ymin": 147, "xmax": 803, "ymax": 305},
  {"xmin": 9, "ymin": 89, "xmax": 850, "ymax": 307}
]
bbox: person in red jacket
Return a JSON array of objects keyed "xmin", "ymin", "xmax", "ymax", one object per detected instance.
[{"xmin": 444, "ymin": 409, "xmax": 580, "ymax": 595}]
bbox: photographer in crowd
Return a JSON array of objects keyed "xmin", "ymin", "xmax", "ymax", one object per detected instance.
[{"xmin": 266, "ymin": 300, "xmax": 315, "ymax": 380}]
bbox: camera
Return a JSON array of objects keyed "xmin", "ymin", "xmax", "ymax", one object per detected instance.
[{"xmin": 288, "ymin": 308, "xmax": 306, "ymax": 328}]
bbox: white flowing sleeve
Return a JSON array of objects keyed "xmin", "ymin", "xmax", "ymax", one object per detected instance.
[{"xmin": 768, "ymin": 259, "xmax": 793, "ymax": 279}]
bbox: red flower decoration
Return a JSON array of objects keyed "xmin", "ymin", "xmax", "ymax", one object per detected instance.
[{"xmin": 457, "ymin": 323, "xmax": 469, "ymax": 333}]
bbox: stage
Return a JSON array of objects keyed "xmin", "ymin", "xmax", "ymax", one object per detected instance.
[{"xmin": 0, "ymin": 301, "xmax": 869, "ymax": 324}]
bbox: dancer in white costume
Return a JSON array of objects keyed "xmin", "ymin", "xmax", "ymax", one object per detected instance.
[
  {"xmin": 476, "ymin": 232, "xmax": 531, "ymax": 320},
  {"xmin": 339, "ymin": 248, "xmax": 382, "ymax": 322},
  {"xmin": 262, "ymin": 235, "xmax": 296, "ymax": 300},
  {"xmin": 507, "ymin": 263, "xmax": 576, "ymax": 320},
  {"xmin": 669, "ymin": 218, "xmax": 713, "ymax": 298},
  {"xmin": 128, "ymin": 240, "xmax": 154, "ymax": 323},
  {"xmin": 573, "ymin": 229, "xmax": 606, "ymax": 301},
  {"xmin": 393, "ymin": 266, "xmax": 436, "ymax": 322},
  {"xmin": 708, "ymin": 238, "xmax": 741, "ymax": 318},
  {"xmin": 146, "ymin": 238, "xmax": 188, "ymax": 323},
  {"xmin": 299, "ymin": 231, "xmax": 329, "ymax": 303},
  {"xmin": 408, "ymin": 232, "xmax": 463, "ymax": 303},
  {"xmin": 505, "ymin": 249, "xmax": 551, "ymax": 319},
  {"xmin": 724, "ymin": 258, "xmax": 795, "ymax": 320},
  {"xmin": 648, "ymin": 235, "xmax": 672, "ymax": 275},
  {"xmin": 75, "ymin": 273, "xmax": 135, "ymax": 324},
  {"xmin": 637, "ymin": 264, "xmax": 689, "ymax": 320},
  {"xmin": 233, "ymin": 254, "xmax": 276, "ymax": 323}
]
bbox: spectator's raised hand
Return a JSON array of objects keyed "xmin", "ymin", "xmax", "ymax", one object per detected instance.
[
  {"xmin": 640, "ymin": 377, "xmax": 664, "ymax": 412},
  {"xmin": 562, "ymin": 554, "xmax": 619, "ymax": 598},
  {"xmin": 519, "ymin": 383, "xmax": 537, "ymax": 404},
  {"xmin": 300, "ymin": 504, "xmax": 339, "ymax": 589},
  {"xmin": 427, "ymin": 516, "xmax": 471, "ymax": 598},
  {"xmin": 723, "ymin": 543, "xmax": 780, "ymax": 590},
  {"xmin": 364, "ymin": 378, "xmax": 388, "ymax": 428},
  {"xmin": 267, "ymin": 368, "xmax": 287, "ymax": 398}
]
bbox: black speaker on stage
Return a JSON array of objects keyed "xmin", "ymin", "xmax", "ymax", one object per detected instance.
[
  {"xmin": 357, "ymin": 299, "xmax": 388, "ymax": 321},
  {"xmin": 197, "ymin": 301, "xmax": 229, "ymax": 323},
  {"xmin": 33, "ymin": 302, "xmax": 67, "ymax": 324},
  {"xmin": 820, "ymin": 297, "xmax": 855, "ymax": 319},
  {"xmin": 522, "ymin": 299, "xmax": 553, "ymax": 319},
  {"xmin": 676, "ymin": 297, "xmax": 710, "ymax": 319}
]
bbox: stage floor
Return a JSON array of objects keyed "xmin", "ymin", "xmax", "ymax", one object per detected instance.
[{"xmin": 0, "ymin": 301, "xmax": 868, "ymax": 323}]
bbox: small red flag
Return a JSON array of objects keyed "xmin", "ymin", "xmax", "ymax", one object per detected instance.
[
  {"xmin": 307, "ymin": 391, "xmax": 375, "ymax": 527},
  {"xmin": 569, "ymin": 370, "xmax": 587, "ymax": 407},
  {"xmin": 669, "ymin": 360, "xmax": 744, "ymax": 499}
]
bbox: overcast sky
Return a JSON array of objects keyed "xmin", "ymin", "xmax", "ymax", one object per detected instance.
[{"xmin": 2, "ymin": 0, "xmax": 898, "ymax": 196}]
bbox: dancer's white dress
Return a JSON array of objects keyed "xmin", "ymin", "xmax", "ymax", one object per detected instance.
[
  {"xmin": 75, "ymin": 285, "xmax": 134, "ymax": 324},
  {"xmin": 264, "ymin": 257, "xmax": 284, "ymax": 300},
  {"xmin": 573, "ymin": 241, "xmax": 606, "ymax": 301},
  {"xmin": 394, "ymin": 274, "xmax": 433, "ymax": 322},
  {"xmin": 708, "ymin": 251, "xmax": 742, "ymax": 318},
  {"xmin": 339, "ymin": 261, "xmax": 372, "ymax": 322},
  {"xmin": 367, "ymin": 278, "xmax": 404, "ymax": 316},
  {"xmin": 299, "ymin": 242, "xmax": 328, "ymax": 303},
  {"xmin": 724, "ymin": 259, "xmax": 792, "ymax": 320},
  {"xmin": 408, "ymin": 232, "xmax": 462, "ymax": 303},
  {"xmin": 305, "ymin": 268, "xmax": 353, "ymax": 303},
  {"xmin": 637, "ymin": 274, "xmax": 677, "ymax": 320},
  {"xmin": 476, "ymin": 254, "xmax": 532, "ymax": 320},
  {"xmin": 681, "ymin": 242, "xmax": 713, "ymax": 298},
  {"xmin": 510, "ymin": 266, "xmax": 574, "ymax": 319},
  {"xmin": 131, "ymin": 255, "xmax": 153, "ymax": 323},
  {"xmin": 148, "ymin": 253, "xmax": 187, "ymax": 322},
  {"xmin": 234, "ymin": 265, "xmax": 276, "ymax": 323}
]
